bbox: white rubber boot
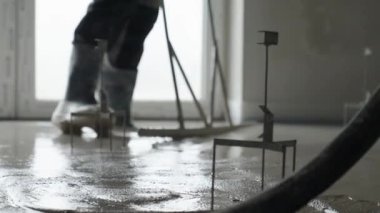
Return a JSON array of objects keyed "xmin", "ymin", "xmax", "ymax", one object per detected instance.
[
  {"xmin": 102, "ymin": 57, "xmax": 138, "ymax": 130},
  {"xmin": 51, "ymin": 43, "xmax": 111, "ymax": 136},
  {"xmin": 51, "ymin": 102, "xmax": 108, "ymax": 135}
]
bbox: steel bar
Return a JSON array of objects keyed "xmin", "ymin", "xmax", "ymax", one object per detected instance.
[
  {"xmin": 171, "ymin": 45, "xmax": 209, "ymax": 127},
  {"xmin": 261, "ymin": 147, "xmax": 266, "ymax": 191},
  {"xmin": 211, "ymin": 143, "xmax": 217, "ymax": 210},
  {"xmin": 209, "ymin": 48, "xmax": 218, "ymax": 127},
  {"xmin": 70, "ymin": 115, "xmax": 74, "ymax": 150},
  {"xmin": 212, "ymin": 138, "xmax": 297, "ymax": 207},
  {"xmin": 98, "ymin": 114, "xmax": 102, "ymax": 147},
  {"xmin": 207, "ymin": 0, "xmax": 233, "ymax": 126},
  {"xmin": 264, "ymin": 46, "xmax": 269, "ymax": 108},
  {"xmin": 216, "ymin": 53, "xmax": 233, "ymax": 127},
  {"xmin": 293, "ymin": 146, "xmax": 297, "ymax": 172},
  {"xmin": 282, "ymin": 147, "xmax": 286, "ymax": 179},
  {"xmin": 109, "ymin": 113, "xmax": 113, "ymax": 151},
  {"xmin": 223, "ymin": 87, "xmax": 380, "ymax": 213},
  {"xmin": 123, "ymin": 112, "xmax": 127, "ymax": 144},
  {"xmin": 214, "ymin": 139, "xmax": 296, "ymax": 152},
  {"xmin": 138, "ymin": 124, "xmax": 249, "ymax": 138},
  {"xmin": 207, "ymin": 0, "xmax": 218, "ymax": 45},
  {"xmin": 161, "ymin": 1, "xmax": 185, "ymax": 129}
]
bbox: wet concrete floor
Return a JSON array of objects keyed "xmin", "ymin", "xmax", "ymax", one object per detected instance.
[{"xmin": 0, "ymin": 121, "xmax": 379, "ymax": 212}]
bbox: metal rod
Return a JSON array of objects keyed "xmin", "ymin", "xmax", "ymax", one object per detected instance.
[
  {"xmin": 139, "ymin": 124, "xmax": 248, "ymax": 138},
  {"xmin": 261, "ymin": 147, "xmax": 266, "ymax": 191},
  {"xmin": 207, "ymin": 0, "xmax": 233, "ymax": 126},
  {"xmin": 70, "ymin": 115, "xmax": 74, "ymax": 150},
  {"xmin": 282, "ymin": 147, "xmax": 287, "ymax": 179},
  {"xmin": 211, "ymin": 143, "xmax": 216, "ymax": 210},
  {"xmin": 293, "ymin": 145, "xmax": 297, "ymax": 172},
  {"xmin": 161, "ymin": 1, "xmax": 185, "ymax": 129},
  {"xmin": 216, "ymin": 54, "xmax": 233, "ymax": 126},
  {"xmin": 207, "ymin": 0, "xmax": 218, "ymax": 47},
  {"xmin": 264, "ymin": 45, "xmax": 269, "ymax": 108},
  {"xmin": 109, "ymin": 113, "xmax": 113, "ymax": 151},
  {"xmin": 123, "ymin": 111, "xmax": 127, "ymax": 144},
  {"xmin": 209, "ymin": 48, "xmax": 218, "ymax": 127},
  {"xmin": 98, "ymin": 114, "xmax": 102, "ymax": 148},
  {"xmin": 171, "ymin": 46, "xmax": 209, "ymax": 127}
]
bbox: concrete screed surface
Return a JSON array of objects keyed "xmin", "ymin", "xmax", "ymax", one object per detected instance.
[{"xmin": 0, "ymin": 121, "xmax": 379, "ymax": 212}]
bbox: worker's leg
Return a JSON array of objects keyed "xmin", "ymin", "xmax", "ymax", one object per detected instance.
[
  {"xmin": 66, "ymin": 0, "xmax": 139, "ymax": 103},
  {"xmin": 52, "ymin": 0, "xmax": 139, "ymax": 134},
  {"xmin": 103, "ymin": 3, "xmax": 160, "ymax": 127}
]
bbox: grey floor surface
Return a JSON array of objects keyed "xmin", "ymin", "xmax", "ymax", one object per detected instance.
[{"xmin": 0, "ymin": 121, "xmax": 379, "ymax": 212}]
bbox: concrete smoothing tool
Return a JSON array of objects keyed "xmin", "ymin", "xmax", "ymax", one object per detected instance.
[
  {"xmin": 137, "ymin": 0, "xmax": 238, "ymax": 138},
  {"xmin": 53, "ymin": 103, "xmax": 112, "ymax": 136}
]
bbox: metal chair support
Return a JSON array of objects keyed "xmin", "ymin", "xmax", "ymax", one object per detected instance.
[
  {"xmin": 223, "ymin": 87, "xmax": 380, "ymax": 213},
  {"xmin": 210, "ymin": 138, "xmax": 297, "ymax": 210}
]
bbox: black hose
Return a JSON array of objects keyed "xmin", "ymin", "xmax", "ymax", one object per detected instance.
[{"xmin": 223, "ymin": 87, "xmax": 380, "ymax": 213}]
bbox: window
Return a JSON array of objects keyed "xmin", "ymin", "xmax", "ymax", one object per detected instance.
[{"xmin": 17, "ymin": 0, "xmax": 207, "ymax": 119}]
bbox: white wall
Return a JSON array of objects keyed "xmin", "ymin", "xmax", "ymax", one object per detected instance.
[{"xmin": 226, "ymin": 0, "xmax": 380, "ymax": 123}]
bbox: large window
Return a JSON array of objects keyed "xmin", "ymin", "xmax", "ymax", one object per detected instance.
[
  {"xmin": 35, "ymin": 0, "xmax": 91, "ymax": 101},
  {"xmin": 35, "ymin": 0, "xmax": 204, "ymax": 101},
  {"xmin": 14, "ymin": 0, "xmax": 207, "ymax": 119}
]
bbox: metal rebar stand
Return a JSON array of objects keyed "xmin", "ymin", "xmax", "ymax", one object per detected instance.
[
  {"xmin": 211, "ymin": 138, "xmax": 297, "ymax": 210},
  {"xmin": 210, "ymin": 32, "xmax": 297, "ymax": 210}
]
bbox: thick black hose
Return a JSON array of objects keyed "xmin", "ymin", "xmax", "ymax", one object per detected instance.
[{"xmin": 223, "ymin": 87, "xmax": 380, "ymax": 213}]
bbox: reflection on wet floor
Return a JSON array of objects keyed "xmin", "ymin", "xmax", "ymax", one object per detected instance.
[
  {"xmin": 302, "ymin": 195, "xmax": 380, "ymax": 213},
  {"xmin": 0, "ymin": 122, "xmax": 379, "ymax": 212}
]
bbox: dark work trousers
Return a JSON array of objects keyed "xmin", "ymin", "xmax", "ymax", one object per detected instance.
[{"xmin": 73, "ymin": 0, "xmax": 159, "ymax": 71}]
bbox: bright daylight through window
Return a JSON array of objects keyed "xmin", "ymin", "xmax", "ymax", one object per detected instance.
[{"xmin": 35, "ymin": 0, "xmax": 204, "ymax": 101}]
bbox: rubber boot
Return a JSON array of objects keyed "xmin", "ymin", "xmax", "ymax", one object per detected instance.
[
  {"xmin": 102, "ymin": 57, "xmax": 138, "ymax": 129},
  {"xmin": 51, "ymin": 43, "xmax": 111, "ymax": 136}
]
